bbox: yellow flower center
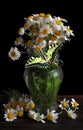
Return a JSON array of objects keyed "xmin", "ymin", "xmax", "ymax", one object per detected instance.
[
  {"xmin": 45, "ymin": 14, "xmax": 51, "ymax": 18},
  {"xmin": 18, "ymin": 28, "xmax": 22, "ymax": 34},
  {"xmin": 29, "ymin": 114, "xmax": 34, "ymax": 119},
  {"xmin": 11, "ymin": 51, "xmax": 17, "ymax": 57},
  {"xmin": 24, "ymin": 23, "xmax": 29, "ymax": 28},
  {"xmin": 35, "ymin": 45, "xmax": 42, "ymax": 52},
  {"xmin": 11, "ymin": 100, "xmax": 18, "ymax": 108},
  {"xmin": 67, "ymin": 112, "xmax": 72, "ymax": 118},
  {"xmin": 43, "ymin": 29, "xmax": 49, "ymax": 34},
  {"xmin": 38, "ymin": 38, "xmax": 44, "ymax": 43},
  {"xmin": 74, "ymin": 101, "xmax": 79, "ymax": 107},
  {"xmin": 5, "ymin": 104, "xmax": 11, "ymax": 109},
  {"xmin": 29, "ymin": 102, "xmax": 35, "ymax": 109},
  {"xmin": 32, "ymin": 28, "xmax": 37, "ymax": 33},
  {"xmin": 7, "ymin": 112, "xmax": 14, "ymax": 119},
  {"xmin": 17, "ymin": 110, "xmax": 24, "ymax": 117},
  {"xmin": 39, "ymin": 13, "xmax": 45, "ymax": 17},
  {"xmin": 27, "ymin": 40, "xmax": 32, "ymax": 45},
  {"xmin": 54, "ymin": 30, "xmax": 61, "ymax": 36},
  {"xmin": 18, "ymin": 101, "xmax": 26, "ymax": 107},
  {"xmin": 56, "ymin": 19, "xmax": 61, "ymax": 25},
  {"xmin": 50, "ymin": 36, "xmax": 57, "ymax": 41},
  {"xmin": 62, "ymin": 102, "xmax": 68, "ymax": 107},
  {"xmin": 24, "ymin": 107, "xmax": 29, "ymax": 112},
  {"xmin": 34, "ymin": 16, "xmax": 39, "ymax": 20},
  {"xmin": 47, "ymin": 113, "xmax": 53, "ymax": 120},
  {"xmin": 27, "ymin": 16, "xmax": 32, "ymax": 21},
  {"xmin": 16, "ymin": 37, "xmax": 21, "ymax": 43}
]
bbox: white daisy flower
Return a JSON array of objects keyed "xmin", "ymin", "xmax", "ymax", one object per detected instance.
[
  {"xmin": 59, "ymin": 17, "xmax": 68, "ymax": 23},
  {"xmin": 28, "ymin": 100, "xmax": 35, "ymax": 109},
  {"xmin": 14, "ymin": 37, "xmax": 24, "ymax": 46},
  {"xmin": 24, "ymin": 22, "xmax": 31, "ymax": 30},
  {"xmin": 36, "ymin": 37, "xmax": 47, "ymax": 48},
  {"xmin": 8, "ymin": 47, "xmax": 21, "ymax": 61},
  {"xmin": 29, "ymin": 27, "xmax": 38, "ymax": 37},
  {"xmin": 67, "ymin": 109, "xmax": 77, "ymax": 119},
  {"xmin": 52, "ymin": 17, "xmax": 63, "ymax": 30},
  {"xmin": 25, "ymin": 16, "xmax": 33, "ymax": 23},
  {"xmin": 4, "ymin": 108, "xmax": 17, "ymax": 122},
  {"xmin": 32, "ymin": 14, "xmax": 42, "ymax": 23},
  {"xmin": 28, "ymin": 110, "xmax": 46, "ymax": 123},
  {"xmin": 21, "ymin": 93, "xmax": 29, "ymax": 103},
  {"xmin": 26, "ymin": 47, "xmax": 33, "ymax": 56},
  {"xmin": 25, "ymin": 99, "xmax": 35, "ymax": 110},
  {"xmin": 33, "ymin": 45, "xmax": 42, "ymax": 53},
  {"xmin": 71, "ymin": 98, "xmax": 79, "ymax": 109},
  {"xmin": 36, "ymin": 13, "xmax": 45, "ymax": 23},
  {"xmin": 44, "ymin": 14, "xmax": 52, "ymax": 23},
  {"xmin": 24, "ymin": 103, "xmax": 29, "ymax": 112},
  {"xmin": 46, "ymin": 109, "xmax": 59, "ymax": 123},
  {"xmin": 25, "ymin": 15, "xmax": 38, "ymax": 29},
  {"xmin": 16, "ymin": 105, "xmax": 24, "ymax": 117},
  {"xmin": 57, "ymin": 35, "xmax": 69, "ymax": 43},
  {"xmin": 18, "ymin": 27, "xmax": 25, "ymax": 35},
  {"xmin": 3, "ymin": 102, "xmax": 11, "ymax": 110},
  {"xmin": 39, "ymin": 24, "xmax": 53, "ymax": 37},
  {"xmin": 66, "ymin": 26, "xmax": 74, "ymax": 36},
  {"xmin": 24, "ymin": 17, "xmax": 34, "ymax": 29},
  {"xmin": 35, "ymin": 113, "xmax": 46, "ymax": 123},
  {"xmin": 10, "ymin": 97, "xmax": 18, "ymax": 108},
  {"xmin": 39, "ymin": 40, "xmax": 47, "ymax": 48},
  {"xmin": 28, "ymin": 110, "xmax": 37, "ymax": 119},
  {"xmin": 59, "ymin": 98, "xmax": 69, "ymax": 110},
  {"xmin": 18, "ymin": 96, "xmax": 26, "ymax": 108}
]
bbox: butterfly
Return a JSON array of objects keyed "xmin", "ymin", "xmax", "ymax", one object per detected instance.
[{"xmin": 25, "ymin": 42, "xmax": 62, "ymax": 68}]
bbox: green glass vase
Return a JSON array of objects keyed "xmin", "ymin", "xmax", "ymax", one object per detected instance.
[{"xmin": 24, "ymin": 63, "xmax": 63, "ymax": 113}]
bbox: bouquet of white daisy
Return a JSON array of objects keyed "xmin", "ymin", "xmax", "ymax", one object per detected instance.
[{"xmin": 8, "ymin": 13, "xmax": 74, "ymax": 68}]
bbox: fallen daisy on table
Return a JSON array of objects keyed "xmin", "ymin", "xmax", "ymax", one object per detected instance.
[
  {"xmin": 4, "ymin": 108, "xmax": 17, "ymax": 122},
  {"xmin": 58, "ymin": 98, "xmax": 69, "ymax": 110},
  {"xmin": 46, "ymin": 109, "xmax": 59, "ymax": 123},
  {"xmin": 66, "ymin": 109, "xmax": 77, "ymax": 119},
  {"xmin": 28, "ymin": 110, "xmax": 46, "ymax": 123},
  {"xmin": 71, "ymin": 98, "xmax": 79, "ymax": 109},
  {"xmin": 2, "ymin": 91, "xmax": 79, "ymax": 123}
]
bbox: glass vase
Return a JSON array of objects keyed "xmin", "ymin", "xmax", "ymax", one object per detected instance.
[{"xmin": 24, "ymin": 63, "xmax": 63, "ymax": 114}]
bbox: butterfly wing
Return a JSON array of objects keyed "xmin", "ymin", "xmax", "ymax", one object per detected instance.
[
  {"xmin": 25, "ymin": 42, "xmax": 62, "ymax": 68},
  {"xmin": 25, "ymin": 56, "xmax": 46, "ymax": 68}
]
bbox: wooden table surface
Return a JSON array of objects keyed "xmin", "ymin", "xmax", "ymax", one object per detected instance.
[{"xmin": 0, "ymin": 95, "xmax": 83, "ymax": 130}]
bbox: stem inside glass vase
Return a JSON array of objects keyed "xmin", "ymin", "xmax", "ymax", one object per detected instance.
[{"xmin": 24, "ymin": 63, "xmax": 63, "ymax": 113}]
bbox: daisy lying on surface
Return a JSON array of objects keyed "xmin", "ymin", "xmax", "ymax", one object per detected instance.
[{"xmin": 2, "ymin": 90, "xmax": 79, "ymax": 123}]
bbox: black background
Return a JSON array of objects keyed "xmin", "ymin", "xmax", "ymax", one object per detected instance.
[{"xmin": 0, "ymin": 0, "xmax": 83, "ymax": 95}]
